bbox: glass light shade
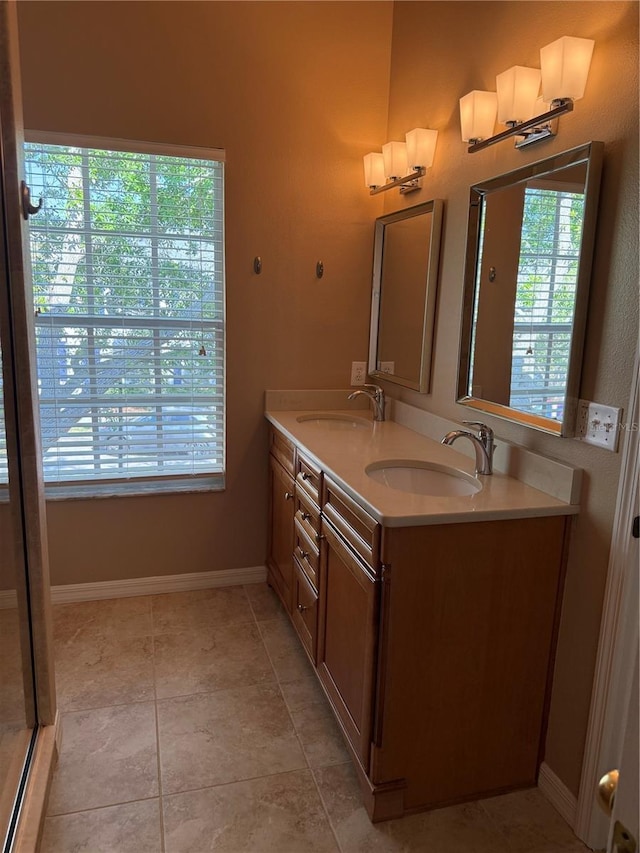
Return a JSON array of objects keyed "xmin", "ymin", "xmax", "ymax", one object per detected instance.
[
  {"xmin": 496, "ymin": 66, "xmax": 542, "ymax": 124},
  {"xmin": 405, "ymin": 128, "xmax": 438, "ymax": 169},
  {"xmin": 459, "ymin": 90, "xmax": 498, "ymax": 142},
  {"xmin": 540, "ymin": 36, "xmax": 595, "ymax": 103},
  {"xmin": 382, "ymin": 141, "xmax": 408, "ymax": 179},
  {"xmin": 363, "ymin": 152, "xmax": 385, "ymax": 188}
]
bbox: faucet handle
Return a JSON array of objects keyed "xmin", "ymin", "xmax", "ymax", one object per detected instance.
[
  {"xmin": 364, "ymin": 383, "xmax": 383, "ymax": 396},
  {"xmin": 462, "ymin": 420, "xmax": 493, "ymax": 438}
]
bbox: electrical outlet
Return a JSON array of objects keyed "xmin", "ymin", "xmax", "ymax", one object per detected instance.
[
  {"xmin": 577, "ymin": 399, "xmax": 622, "ymax": 451},
  {"xmin": 380, "ymin": 361, "xmax": 395, "ymax": 375},
  {"xmin": 350, "ymin": 361, "xmax": 367, "ymax": 386}
]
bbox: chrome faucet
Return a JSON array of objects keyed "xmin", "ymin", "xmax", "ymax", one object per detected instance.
[
  {"xmin": 441, "ymin": 421, "xmax": 494, "ymax": 475},
  {"xmin": 348, "ymin": 384, "xmax": 386, "ymax": 422}
]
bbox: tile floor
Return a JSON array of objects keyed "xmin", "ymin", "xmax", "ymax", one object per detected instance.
[{"xmin": 41, "ymin": 583, "xmax": 591, "ymax": 852}]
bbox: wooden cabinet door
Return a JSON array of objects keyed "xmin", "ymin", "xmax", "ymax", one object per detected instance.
[
  {"xmin": 267, "ymin": 454, "xmax": 295, "ymax": 612},
  {"xmin": 317, "ymin": 519, "xmax": 379, "ymax": 770}
]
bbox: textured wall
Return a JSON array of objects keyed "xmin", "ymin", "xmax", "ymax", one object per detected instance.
[{"xmin": 384, "ymin": 0, "xmax": 638, "ymax": 797}]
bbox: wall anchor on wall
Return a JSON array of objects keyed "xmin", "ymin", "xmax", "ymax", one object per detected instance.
[
  {"xmin": 253, "ymin": 256, "xmax": 262, "ymax": 275},
  {"xmin": 316, "ymin": 261, "xmax": 324, "ymax": 279}
]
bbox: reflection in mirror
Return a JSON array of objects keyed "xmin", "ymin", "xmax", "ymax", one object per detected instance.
[
  {"xmin": 368, "ymin": 200, "xmax": 443, "ymax": 392},
  {"xmin": 458, "ymin": 142, "xmax": 603, "ymax": 435}
]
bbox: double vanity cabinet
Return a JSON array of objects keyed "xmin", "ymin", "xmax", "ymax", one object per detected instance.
[{"xmin": 266, "ymin": 412, "xmax": 575, "ymax": 822}]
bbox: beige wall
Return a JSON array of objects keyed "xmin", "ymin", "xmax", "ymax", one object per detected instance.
[
  {"xmin": 384, "ymin": 1, "xmax": 638, "ymax": 796},
  {"xmin": 16, "ymin": 1, "xmax": 393, "ymax": 584},
  {"xmin": 473, "ymin": 183, "xmax": 524, "ymax": 403}
]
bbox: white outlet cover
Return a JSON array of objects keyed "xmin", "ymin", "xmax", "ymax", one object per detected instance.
[
  {"xmin": 350, "ymin": 361, "xmax": 367, "ymax": 386},
  {"xmin": 577, "ymin": 399, "xmax": 622, "ymax": 451}
]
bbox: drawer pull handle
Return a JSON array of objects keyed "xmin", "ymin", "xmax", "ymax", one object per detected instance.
[
  {"xmin": 301, "ymin": 512, "xmax": 311, "ymax": 521},
  {"xmin": 297, "ymin": 603, "xmax": 309, "ymax": 613},
  {"xmin": 315, "ymin": 533, "xmax": 325, "ymax": 543},
  {"xmin": 284, "ymin": 491, "xmax": 294, "ymax": 501},
  {"xmin": 301, "ymin": 472, "xmax": 312, "ymax": 481},
  {"xmin": 298, "ymin": 548, "xmax": 309, "ymax": 559}
]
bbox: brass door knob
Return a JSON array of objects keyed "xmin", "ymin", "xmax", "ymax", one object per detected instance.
[{"xmin": 597, "ymin": 769, "xmax": 619, "ymax": 816}]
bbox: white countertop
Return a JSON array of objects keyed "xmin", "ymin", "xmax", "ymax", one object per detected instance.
[{"xmin": 266, "ymin": 409, "xmax": 580, "ymax": 527}]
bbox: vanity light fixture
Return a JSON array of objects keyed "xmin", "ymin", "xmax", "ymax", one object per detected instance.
[
  {"xmin": 461, "ymin": 35, "xmax": 595, "ymax": 153},
  {"xmin": 364, "ymin": 128, "xmax": 438, "ymax": 195}
]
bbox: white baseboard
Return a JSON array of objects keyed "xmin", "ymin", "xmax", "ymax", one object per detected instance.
[
  {"xmin": 538, "ymin": 761, "xmax": 578, "ymax": 829},
  {"xmin": 0, "ymin": 565, "xmax": 267, "ymax": 608}
]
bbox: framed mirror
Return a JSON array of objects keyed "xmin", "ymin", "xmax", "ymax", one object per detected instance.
[
  {"xmin": 457, "ymin": 142, "xmax": 603, "ymax": 436},
  {"xmin": 368, "ymin": 199, "xmax": 444, "ymax": 392}
]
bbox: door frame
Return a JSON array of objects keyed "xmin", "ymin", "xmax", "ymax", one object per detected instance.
[{"xmin": 575, "ymin": 350, "xmax": 639, "ymax": 849}]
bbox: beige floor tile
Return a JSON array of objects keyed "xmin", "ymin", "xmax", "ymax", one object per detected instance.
[
  {"xmin": 163, "ymin": 769, "xmax": 338, "ymax": 853},
  {"xmin": 480, "ymin": 788, "xmax": 585, "ymax": 851},
  {"xmin": 157, "ymin": 683, "xmax": 307, "ymax": 794},
  {"xmin": 151, "ymin": 586, "xmax": 253, "ymax": 634},
  {"xmin": 291, "ymin": 701, "xmax": 350, "ymax": 768},
  {"xmin": 244, "ymin": 581, "xmax": 286, "ymax": 622},
  {"xmin": 55, "ymin": 634, "xmax": 154, "ymax": 711},
  {"xmin": 258, "ymin": 618, "xmax": 315, "ymax": 682},
  {"xmin": 48, "ymin": 703, "xmax": 159, "ymax": 815},
  {"xmin": 52, "ymin": 596, "xmax": 153, "ymax": 644},
  {"xmin": 314, "ymin": 762, "xmax": 508, "ymax": 853},
  {"xmin": 40, "ymin": 798, "xmax": 162, "ymax": 853},
  {"xmin": 153, "ymin": 621, "xmax": 275, "ymax": 699},
  {"xmin": 279, "ymin": 675, "xmax": 326, "ymax": 712}
]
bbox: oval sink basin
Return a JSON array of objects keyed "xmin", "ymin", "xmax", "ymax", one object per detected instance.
[
  {"xmin": 365, "ymin": 459, "xmax": 482, "ymax": 497},
  {"xmin": 296, "ymin": 413, "xmax": 370, "ymax": 431}
]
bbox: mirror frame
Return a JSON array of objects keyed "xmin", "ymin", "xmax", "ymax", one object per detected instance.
[
  {"xmin": 457, "ymin": 141, "xmax": 604, "ymax": 436},
  {"xmin": 368, "ymin": 199, "xmax": 444, "ymax": 393}
]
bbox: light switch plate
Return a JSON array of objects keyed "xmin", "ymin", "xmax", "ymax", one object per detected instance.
[{"xmin": 577, "ymin": 399, "xmax": 622, "ymax": 451}]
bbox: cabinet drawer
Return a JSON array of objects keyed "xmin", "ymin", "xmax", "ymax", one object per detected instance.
[
  {"xmin": 322, "ymin": 476, "xmax": 380, "ymax": 572},
  {"xmin": 295, "ymin": 486, "xmax": 321, "ymax": 536},
  {"xmin": 292, "ymin": 559, "xmax": 318, "ymax": 662},
  {"xmin": 269, "ymin": 426, "xmax": 295, "ymax": 476},
  {"xmin": 294, "ymin": 517, "xmax": 319, "ymax": 589},
  {"xmin": 296, "ymin": 453, "xmax": 322, "ymax": 506}
]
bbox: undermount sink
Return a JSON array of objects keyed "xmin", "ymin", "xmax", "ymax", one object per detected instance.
[
  {"xmin": 365, "ymin": 459, "xmax": 482, "ymax": 497},
  {"xmin": 296, "ymin": 413, "xmax": 371, "ymax": 431}
]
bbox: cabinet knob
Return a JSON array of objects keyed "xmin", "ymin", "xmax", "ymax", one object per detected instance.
[
  {"xmin": 284, "ymin": 491, "xmax": 294, "ymax": 501},
  {"xmin": 298, "ymin": 548, "xmax": 309, "ymax": 559},
  {"xmin": 301, "ymin": 512, "xmax": 311, "ymax": 521},
  {"xmin": 297, "ymin": 603, "xmax": 309, "ymax": 612},
  {"xmin": 315, "ymin": 533, "xmax": 325, "ymax": 544},
  {"xmin": 301, "ymin": 472, "xmax": 312, "ymax": 481}
]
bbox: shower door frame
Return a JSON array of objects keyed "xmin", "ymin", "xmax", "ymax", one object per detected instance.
[{"xmin": 0, "ymin": 2, "xmax": 58, "ymax": 850}]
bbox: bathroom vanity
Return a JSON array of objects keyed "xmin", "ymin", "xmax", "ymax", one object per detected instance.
[{"xmin": 266, "ymin": 408, "xmax": 577, "ymax": 821}]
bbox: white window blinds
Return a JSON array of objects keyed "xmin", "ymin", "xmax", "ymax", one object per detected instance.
[
  {"xmin": 23, "ymin": 138, "xmax": 225, "ymax": 494},
  {"xmin": 510, "ymin": 185, "xmax": 585, "ymax": 421}
]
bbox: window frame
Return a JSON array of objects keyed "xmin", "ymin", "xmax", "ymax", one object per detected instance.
[{"xmin": 24, "ymin": 131, "xmax": 226, "ymax": 499}]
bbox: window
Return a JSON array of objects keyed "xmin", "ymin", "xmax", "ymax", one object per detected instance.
[
  {"xmin": 23, "ymin": 135, "xmax": 225, "ymax": 496},
  {"xmin": 510, "ymin": 184, "xmax": 585, "ymax": 420}
]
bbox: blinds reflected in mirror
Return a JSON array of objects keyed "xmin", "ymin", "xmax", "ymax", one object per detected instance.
[{"xmin": 510, "ymin": 185, "xmax": 585, "ymax": 421}]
